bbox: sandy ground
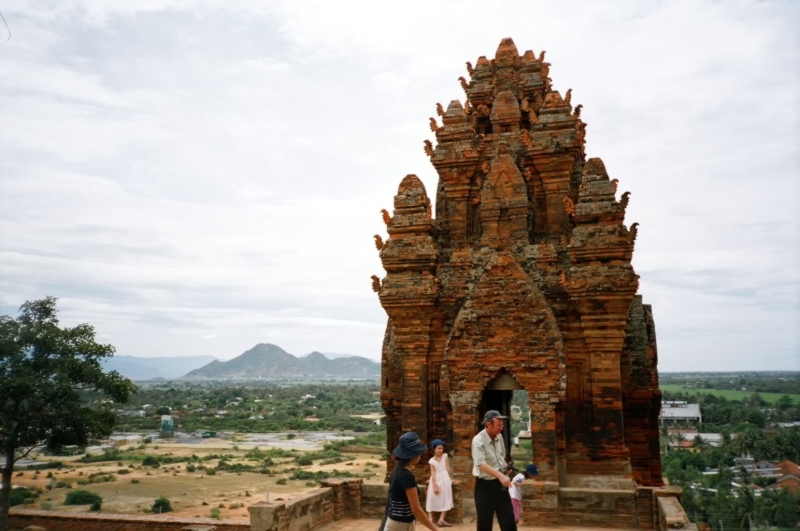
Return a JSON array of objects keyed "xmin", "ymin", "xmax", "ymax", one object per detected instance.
[{"xmin": 10, "ymin": 439, "xmax": 385, "ymax": 522}]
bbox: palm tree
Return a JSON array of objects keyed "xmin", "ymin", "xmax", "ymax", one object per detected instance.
[
  {"xmin": 671, "ymin": 431, "xmax": 687, "ymax": 450},
  {"xmin": 692, "ymin": 434, "xmax": 708, "ymax": 452}
]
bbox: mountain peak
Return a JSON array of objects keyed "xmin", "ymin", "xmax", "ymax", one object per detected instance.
[{"xmin": 180, "ymin": 344, "xmax": 379, "ymax": 381}]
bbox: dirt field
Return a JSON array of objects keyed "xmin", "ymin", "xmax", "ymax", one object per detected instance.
[{"xmin": 11, "ymin": 439, "xmax": 386, "ymax": 522}]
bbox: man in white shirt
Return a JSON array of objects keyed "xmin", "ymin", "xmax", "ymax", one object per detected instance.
[{"xmin": 471, "ymin": 410, "xmax": 515, "ymax": 531}]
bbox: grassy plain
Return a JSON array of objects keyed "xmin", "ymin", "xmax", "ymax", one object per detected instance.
[
  {"xmin": 10, "ymin": 439, "xmax": 386, "ymax": 522},
  {"xmin": 659, "ymin": 384, "xmax": 800, "ymax": 405}
]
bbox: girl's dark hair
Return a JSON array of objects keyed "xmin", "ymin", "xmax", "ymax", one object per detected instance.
[{"xmin": 389, "ymin": 456, "xmax": 411, "ymax": 485}]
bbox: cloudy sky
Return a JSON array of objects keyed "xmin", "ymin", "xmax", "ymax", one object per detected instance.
[{"xmin": 1, "ymin": 0, "xmax": 798, "ymax": 371}]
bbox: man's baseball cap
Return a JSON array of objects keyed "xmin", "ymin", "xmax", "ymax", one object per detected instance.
[{"xmin": 483, "ymin": 410, "xmax": 508, "ymax": 423}]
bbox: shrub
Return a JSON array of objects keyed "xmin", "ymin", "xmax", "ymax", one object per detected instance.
[
  {"xmin": 296, "ymin": 455, "xmax": 313, "ymax": 466},
  {"xmin": 117, "ymin": 469, "xmax": 130, "ymax": 475},
  {"xmin": 186, "ymin": 464, "xmax": 196, "ymax": 472},
  {"xmin": 131, "ymin": 479, "xmax": 140, "ymax": 484},
  {"xmin": 26, "ymin": 461, "xmax": 63, "ymax": 471},
  {"xmin": 55, "ymin": 481, "xmax": 72, "ymax": 489},
  {"xmin": 79, "ymin": 449, "xmax": 122, "ymax": 463},
  {"xmin": 65, "ymin": 490, "xmax": 102, "ymax": 505},
  {"xmin": 142, "ymin": 456, "xmax": 160, "ymax": 468},
  {"xmin": 276, "ymin": 478, "xmax": 287, "ymax": 485},
  {"xmin": 9, "ymin": 488, "xmax": 38, "ymax": 506},
  {"xmin": 89, "ymin": 500, "xmax": 102, "ymax": 511},
  {"xmin": 152, "ymin": 496, "xmax": 172, "ymax": 513},
  {"xmin": 40, "ymin": 501, "xmax": 53, "ymax": 510},
  {"xmin": 210, "ymin": 507, "xmax": 221, "ymax": 519}
]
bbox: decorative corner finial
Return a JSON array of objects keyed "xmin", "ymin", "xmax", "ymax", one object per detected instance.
[
  {"xmin": 520, "ymin": 129, "xmax": 531, "ymax": 147},
  {"xmin": 574, "ymin": 104, "xmax": 583, "ymax": 118},
  {"xmin": 423, "ymin": 140, "xmax": 435, "ymax": 157},
  {"xmin": 481, "ymin": 161, "xmax": 491, "ymax": 174},
  {"xmin": 611, "ymin": 178, "xmax": 619, "ymax": 191},
  {"xmin": 620, "ymin": 191, "xmax": 631, "ymax": 210},
  {"xmin": 563, "ymin": 196, "xmax": 575, "ymax": 216},
  {"xmin": 436, "ymin": 103, "xmax": 445, "ymax": 117},
  {"xmin": 381, "ymin": 209, "xmax": 392, "ymax": 225},
  {"xmin": 458, "ymin": 76, "xmax": 469, "ymax": 93},
  {"xmin": 429, "ymin": 117, "xmax": 439, "ymax": 133},
  {"xmin": 630, "ymin": 222, "xmax": 639, "ymax": 242},
  {"xmin": 466, "ymin": 61, "xmax": 474, "ymax": 75},
  {"xmin": 373, "ymin": 235, "xmax": 385, "ymax": 251},
  {"xmin": 524, "ymin": 167, "xmax": 534, "ymax": 181},
  {"xmin": 538, "ymin": 50, "xmax": 546, "ymax": 62},
  {"xmin": 565, "ymin": 89, "xmax": 572, "ymax": 106},
  {"xmin": 371, "ymin": 275, "xmax": 381, "ymax": 293},
  {"xmin": 477, "ymin": 104, "xmax": 490, "ymax": 117}
]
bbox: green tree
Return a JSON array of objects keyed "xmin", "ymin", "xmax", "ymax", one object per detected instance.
[
  {"xmin": 0, "ymin": 297, "xmax": 136, "ymax": 530},
  {"xmin": 152, "ymin": 496, "xmax": 172, "ymax": 513}
]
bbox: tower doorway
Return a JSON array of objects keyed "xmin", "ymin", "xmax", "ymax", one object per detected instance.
[{"xmin": 480, "ymin": 372, "xmax": 523, "ymax": 463}]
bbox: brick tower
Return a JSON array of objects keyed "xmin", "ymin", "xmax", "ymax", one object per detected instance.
[{"xmin": 374, "ymin": 38, "xmax": 664, "ymax": 526}]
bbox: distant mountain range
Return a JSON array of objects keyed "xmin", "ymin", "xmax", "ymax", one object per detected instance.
[
  {"xmin": 101, "ymin": 355, "xmax": 218, "ymax": 381},
  {"xmin": 180, "ymin": 343, "xmax": 380, "ymax": 381}
]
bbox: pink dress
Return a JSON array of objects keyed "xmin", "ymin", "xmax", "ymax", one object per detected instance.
[{"xmin": 426, "ymin": 453, "xmax": 453, "ymax": 512}]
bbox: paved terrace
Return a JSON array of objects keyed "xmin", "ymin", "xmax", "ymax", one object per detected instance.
[{"xmin": 323, "ymin": 519, "xmax": 639, "ymax": 531}]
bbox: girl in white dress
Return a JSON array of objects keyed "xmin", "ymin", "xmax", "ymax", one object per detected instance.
[{"xmin": 426, "ymin": 439, "xmax": 454, "ymax": 526}]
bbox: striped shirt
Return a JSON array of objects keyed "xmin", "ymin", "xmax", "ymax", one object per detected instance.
[{"xmin": 387, "ymin": 467, "xmax": 418, "ymax": 523}]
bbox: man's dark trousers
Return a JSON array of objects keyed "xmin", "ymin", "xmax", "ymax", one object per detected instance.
[{"xmin": 475, "ymin": 477, "xmax": 517, "ymax": 531}]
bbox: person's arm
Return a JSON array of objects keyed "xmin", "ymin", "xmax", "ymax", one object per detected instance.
[
  {"xmin": 430, "ymin": 463, "xmax": 439, "ymax": 494},
  {"xmin": 446, "ymin": 454, "xmax": 451, "ymax": 477},
  {"xmin": 407, "ymin": 487, "xmax": 438, "ymax": 531},
  {"xmin": 478, "ymin": 463, "xmax": 511, "ymax": 487}
]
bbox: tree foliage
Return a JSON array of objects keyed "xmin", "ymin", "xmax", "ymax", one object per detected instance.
[
  {"xmin": 152, "ymin": 496, "xmax": 172, "ymax": 513},
  {"xmin": 64, "ymin": 490, "xmax": 103, "ymax": 505},
  {"xmin": 0, "ymin": 297, "xmax": 135, "ymax": 530}
]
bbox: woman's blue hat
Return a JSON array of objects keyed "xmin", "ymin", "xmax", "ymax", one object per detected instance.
[
  {"xmin": 393, "ymin": 432, "xmax": 427, "ymax": 460},
  {"xmin": 430, "ymin": 439, "xmax": 446, "ymax": 450},
  {"xmin": 526, "ymin": 464, "xmax": 539, "ymax": 476}
]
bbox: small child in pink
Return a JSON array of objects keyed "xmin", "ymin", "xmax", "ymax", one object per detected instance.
[{"xmin": 509, "ymin": 464, "xmax": 539, "ymax": 523}]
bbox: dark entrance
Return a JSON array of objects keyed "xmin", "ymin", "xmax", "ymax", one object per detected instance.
[{"xmin": 479, "ymin": 372, "xmax": 523, "ymax": 463}]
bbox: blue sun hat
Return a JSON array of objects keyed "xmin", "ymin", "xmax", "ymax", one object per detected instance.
[
  {"xmin": 393, "ymin": 432, "xmax": 427, "ymax": 460},
  {"xmin": 526, "ymin": 464, "xmax": 539, "ymax": 476},
  {"xmin": 430, "ymin": 439, "xmax": 446, "ymax": 450}
]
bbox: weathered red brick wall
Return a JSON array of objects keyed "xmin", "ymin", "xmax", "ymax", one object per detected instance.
[
  {"xmin": 9, "ymin": 509, "xmax": 248, "ymax": 531},
  {"xmin": 375, "ymin": 37, "xmax": 665, "ymax": 503}
]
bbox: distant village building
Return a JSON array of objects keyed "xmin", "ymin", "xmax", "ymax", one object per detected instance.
[
  {"xmin": 108, "ymin": 434, "xmax": 144, "ymax": 447},
  {"xmin": 659, "ymin": 401, "xmax": 702, "ymax": 424},
  {"xmin": 160, "ymin": 415, "xmax": 175, "ymax": 438}
]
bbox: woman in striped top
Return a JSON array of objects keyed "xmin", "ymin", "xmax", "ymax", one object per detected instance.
[{"xmin": 384, "ymin": 432, "xmax": 438, "ymax": 531}]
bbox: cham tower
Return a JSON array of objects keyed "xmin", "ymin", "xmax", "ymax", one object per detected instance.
[{"xmin": 374, "ymin": 38, "xmax": 667, "ymax": 526}]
